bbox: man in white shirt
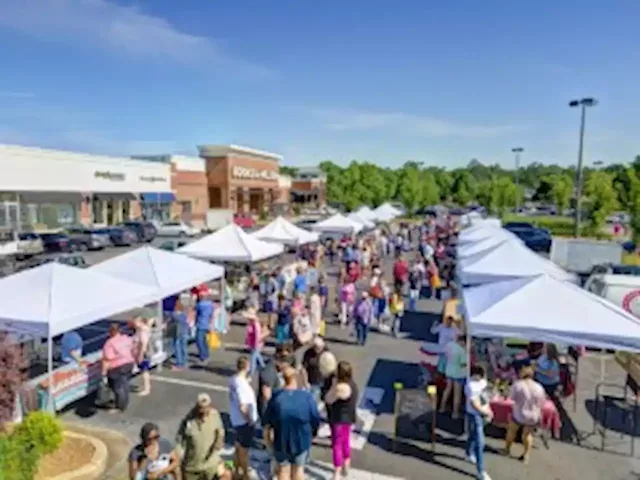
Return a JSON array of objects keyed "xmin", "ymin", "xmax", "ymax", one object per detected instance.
[
  {"xmin": 465, "ymin": 365, "xmax": 493, "ymax": 480},
  {"xmin": 229, "ymin": 356, "xmax": 259, "ymax": 480}
]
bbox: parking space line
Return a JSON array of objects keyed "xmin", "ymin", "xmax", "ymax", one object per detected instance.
[{"xmin": 152, "ymin": 374, "xmax": 229, "ymax": 392}]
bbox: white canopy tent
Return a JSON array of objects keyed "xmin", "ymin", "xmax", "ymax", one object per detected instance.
[
  {"xmin": 93, "ymin": 246, "xmax": 225, "ymax": 297},
  {"xmin": 458, "ymin": 239, "xmax": 577, "ymax": 285},
  {"xmin": 312, "ymin": 213, "xmax": 363, "ymax": 234},
  {"xmin": 373, "ymin": 203, "xmax": 403, "ymax": 222},
  {"xmin": 463, "ymin": 274, "xmax": 640, "ymax": 352},
  {"xmin": 347, "ymin": 212, "xmax": 375, "ymax": 230},
  {"xmin": 251, "ymin": 216, "xmax": 319, "ymax": 246},
  {"xmin": 178, "ymin": 223, "xmax": 284, "ymax": 262},
  {"xmin": 457, "ymin": 224, "xmax": 505, "ymax": 245},
  {"xmin": 457, "ymin": 233, "xmax": 523, "ymax": 260},
  {"xmin": 0, "ymin": 262, "xmax": 158, "ymax": 337},
  {"xmin": 354, "ymin": 206, "xmax": 378, "ymax": 222}
]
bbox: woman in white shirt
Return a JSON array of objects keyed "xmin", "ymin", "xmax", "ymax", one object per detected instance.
[{"xmin": 430, "ymin": 315, "xmax": 461, "ymax": 374}]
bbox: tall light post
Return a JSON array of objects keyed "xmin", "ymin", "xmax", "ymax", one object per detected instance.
[
  {"xmin": 569, "ymin": 97, "xmax": 598, "ymax": 237},
  {"xmin": 512, "ymin": 147, "xmax": 524, "ymax": 211}
]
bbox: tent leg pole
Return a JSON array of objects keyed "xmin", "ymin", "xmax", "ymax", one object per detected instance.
[
  {"xmin": 47, "ymin": 332, "xmax": 53, "ymax": 412},
  {"xmin": 464, "ymin": 332, "xmax": 472, "ymax": 436},
  {"xmin": 156, "ymin": 300, "xmax": 164, "ymax": 372}
]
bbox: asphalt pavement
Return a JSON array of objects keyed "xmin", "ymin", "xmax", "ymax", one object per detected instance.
[{"xmin": 55, "ymin": 244, "xmax": 640, "ymax": 480}]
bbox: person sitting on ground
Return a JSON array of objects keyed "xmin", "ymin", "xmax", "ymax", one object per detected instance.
[
  {"xmin": 128, "ymin": 422, "xmax": 180, "ymax": 480},
  {"xmin": 504, "ymin": 366, "xmax": 546, "ymax": 464},
  {"xmin": 175, "ymin": 393, "xmax": 230, "ymax": 480}
]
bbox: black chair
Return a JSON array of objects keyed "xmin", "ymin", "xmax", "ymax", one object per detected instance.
[{"xmin": 592, "ymin": 379, "xmax": 639, "ymax": 455}]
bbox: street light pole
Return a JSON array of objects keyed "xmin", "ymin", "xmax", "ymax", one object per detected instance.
[
  {"xmin": 512, "ymin": 147, "xmax": 524, "ymax": 212},
  {"xmin": 569, "ymin": 97, "xmax": 598, "ymax": 238}
]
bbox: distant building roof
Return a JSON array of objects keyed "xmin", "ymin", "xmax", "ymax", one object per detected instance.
[{"xmin": 197, "ymin": 144, "xmax": 282, "ymax": 162}]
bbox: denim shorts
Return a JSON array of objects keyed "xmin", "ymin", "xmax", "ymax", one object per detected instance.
[{"xmin": 273, "ymin": 449, "xmax": 309, "ymax": 466}]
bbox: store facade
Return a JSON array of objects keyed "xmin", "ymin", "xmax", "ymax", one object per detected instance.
[
  {"xmin": 0, "ymin": 145, "xmax": 172, "ymax": 230},
  {"xmin": 291, "ymin": 167, "xmax": 327, "ymax": 208},
  {"xmin": 199, "ymin": 144, "xmax": 284, "ymax": 214}
]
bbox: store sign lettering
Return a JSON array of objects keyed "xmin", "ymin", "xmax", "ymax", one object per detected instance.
[
  {"xmin": 232, "ymin": 166, "xmax": 278, "ymax": 181},
  {"xmin": 94, "ymin": 171, "xmax": 125, "ymax": 181},
  {"xmin": 140, "ymin": 176, "xmax": 167, "ymax": 183}
]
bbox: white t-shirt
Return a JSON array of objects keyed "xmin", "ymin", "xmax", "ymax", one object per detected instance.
[
  {"xmin": 465, "ymin": 378, "xmax": 488, "ymax": 414},
  {"xmin": 229, "ymin": 374, "xmax": 258, "ymax": 427}
]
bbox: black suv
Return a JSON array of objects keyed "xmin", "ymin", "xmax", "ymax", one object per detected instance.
[{"xmin": 121, "ymin": 221, "xmax": 157, "ymax": 243}]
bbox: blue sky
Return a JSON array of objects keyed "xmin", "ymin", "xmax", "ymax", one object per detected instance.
[{"xmin": 0, "ymin": 0, "xmax": 638, "ymax": 169}]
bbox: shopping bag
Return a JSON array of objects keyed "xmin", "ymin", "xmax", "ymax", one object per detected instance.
[
  {"xmin": 430, "ymin": 274, "xmax": 442, "ymax": 290},
  {"xmin": 207, "ymin": 332, "xmax": 221, "ymax": 350},
  {"xmin": 318, "ymin": 319, "xmax": 326, "ymax": 337}
]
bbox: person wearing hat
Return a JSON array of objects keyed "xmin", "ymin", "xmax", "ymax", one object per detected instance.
[
  {"xmin": 128, "ymin": 423, "xmax": 180, "ymax": 480},
  {"xmin": 302, "ymin": 336, "xmax": 330, "ymax": 403},
  {"xmin": 175, "ymin": 393, "xmax": 229, "ymax": 480}
]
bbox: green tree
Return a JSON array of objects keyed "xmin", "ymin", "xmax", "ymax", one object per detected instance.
[
  {"xmin": 397, "ymin": 166, "xmax": 422, "ymax": 213},
  {"xmin": 550, "ymin": 174, "xmax": 574, "ymax": 215},
  {"xmin": 583, "ymin": 171, "xmax": 618, "ymax": 235},
  {"xmin": 619, "ymin": 167, "xmax": 640, "ymax": 245},
  {"xmin": 279, "ymin": 166, "xmax": 299, "ymax": 177},
  {"xmin": 451, "ymin": 170, "xmax": 476, "ymax": 206}
]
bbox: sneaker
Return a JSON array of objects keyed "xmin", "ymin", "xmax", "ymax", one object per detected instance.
[
  {"xmin": 466, "ymin": 455, "xmax": 477, "ymax": 465},
  {"xmin": 481, "ymin": 472, "xmax": 492, "ymax": 480}
]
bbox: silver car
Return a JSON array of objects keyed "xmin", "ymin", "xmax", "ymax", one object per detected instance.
[{"xmin": 66, "ymin": 227, "xmax": 111, "ymax": 250}]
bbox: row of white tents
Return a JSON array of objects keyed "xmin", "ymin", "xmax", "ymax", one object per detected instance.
[{"xmin": 458, "ymin": 220, "xmax": 640, "ymax": 351}]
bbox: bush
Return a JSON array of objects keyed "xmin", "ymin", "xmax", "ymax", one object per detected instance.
[
  {"xmin": 503, "ymin": 215, "xmax": 613, "ymax": 239},
  {"xmin": 13, "ymin": 411, "xmax": 63, "ymax": 457},
  {"xmin": 0, "ymin": 432, "xmax": 39, "ymax": 480}
]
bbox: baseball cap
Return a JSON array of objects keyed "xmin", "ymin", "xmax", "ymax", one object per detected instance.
[{"xmin": 196, "ymin": 393, "xmax": 211, "ymax": 407}]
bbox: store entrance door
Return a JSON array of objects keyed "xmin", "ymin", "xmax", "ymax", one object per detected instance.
[{"xmin": 0, "ymin": 202, "xmax": 20, "ymax": 231}]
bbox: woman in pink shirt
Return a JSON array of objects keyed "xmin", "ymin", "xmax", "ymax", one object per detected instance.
[
  {"xmin": 245, "ymin": 307, "xmax": 268, "ymax": 374},
  {"xmin": 339, "ymin": 280, "xmax": 356, "ymax": 328},
  {"xmin": 102, "ymin": 323, "xmax": 135, "ymax": 413},
  {"xmin": 504, "ymin": 366, "xmax": 546, "ymax": 464}
]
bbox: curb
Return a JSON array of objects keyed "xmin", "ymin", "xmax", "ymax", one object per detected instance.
[{"xmin": 46, "ymin": 431, "xmax": 108, "ymax": 480}]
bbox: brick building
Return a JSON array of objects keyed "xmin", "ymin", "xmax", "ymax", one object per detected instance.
[
  {"xmin": 198, "ymin": 144, "xmax": 283, "ymax": 214},
  {"xmin": 291, "ymin": 167, "xmax": 327, "ymax": 208}
]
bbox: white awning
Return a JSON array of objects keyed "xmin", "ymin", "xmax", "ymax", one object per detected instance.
[
  {"xmin": 312, "ymin": 214, "xmax": 363, "ymax": 234},
  {"xmin": 252, "ymin": 216, "xmax": 319, "ymax": 246}
]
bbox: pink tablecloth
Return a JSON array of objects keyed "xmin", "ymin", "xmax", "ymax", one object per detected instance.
[{"xmin": 490, "ymin": 397, "xmax": 561, "ymax": 438}]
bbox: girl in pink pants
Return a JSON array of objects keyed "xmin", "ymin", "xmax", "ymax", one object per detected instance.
[{"xmin": 324, "ymin": 361, "xmax": 358, "ymax": 480}]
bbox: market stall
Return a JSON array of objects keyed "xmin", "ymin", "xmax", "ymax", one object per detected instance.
[
  {"xmin": 0, "ymin": 262, "xmax": 159, "ymax": 413},
  {"xmin": 312, "ymin": 213, "xmax": 363, "ymax": 235},
  {"xmin": 252, "ymin": 216, "xmax": 320, "ymax": 246},
  {"xmin": 354, "ymin": 206, "xmax": 378, "ymax": 223},
  {"xmin": 373, "ymin": 203, "xmax": 403, "ymax": 222},
  {"xmin": 456, "ymin": 232, "xmax": 523, "ymax": 260},
  {"xmin": 347, "ymin": 212, "xmax": 375, "ymax": 230}
]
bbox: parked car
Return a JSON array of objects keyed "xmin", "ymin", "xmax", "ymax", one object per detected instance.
[
  {"xmin": 65, "ymin": 226, "xmax": 111, "ymax": 250},
  {"xmin": 156, "ymin": 221, "xmax": 200, "ymax": 237},
  {"xmin": 158, "ymin": 240, "xmax": 188, "ymax": 251},
  {"xmin": 233, "ymin": 213, "xmax": 255, "ymax": 229},
  {"xmin": 16, "ymin": 232, "xmax": 44, "ymax": 258},
  {"xmin": 16, "ymin": 253, "xmax": 89, "ymax": 272},
  {"xmin": 510, "ymin": 228, "xmax": 552, "ymax": 253},
  {"xmin": 39, "ymin": 233, "xmax": 73, "ymax": 253},
  {"xmin": 103, "ymin": 226, "xmax": 137, "ymax": 246},
  {"xmin": 121, "ymin": 221, "xmax": 157, "ymax": 243},
  {"xmin": 504, "ymin": 222, "xmax": 551, "ymax": 239}
]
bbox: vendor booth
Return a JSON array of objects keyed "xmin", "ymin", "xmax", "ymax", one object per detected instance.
[
  {"xmin": 347, "ymin": 212, "xmax": 375, "ymax": 230},
  {"xmin": 373, "ymin": 203, "xmax": 402, "ymax": 222},
  {"xmin": 457, "ymin": 233, "xmax": 523, "ymax": 260},
  {"xmin": 354, "ymin": 206, "xmax": 378, "ymax": 222},
  {"xmin": 0, "ymin": 263, "xmax": 159, "ymax": 414},
  {"xmin": 178, "ymin": 223, "xmax": 284, "ymax": 262},
  {"xmin": 252, "ymin": 216, "xmax": 319, "ymax": 246},
  {"xmin": 312, "ymin": 213, "xmax": 363, "ymax": 235}
]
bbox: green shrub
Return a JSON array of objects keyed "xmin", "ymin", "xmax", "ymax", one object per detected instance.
[
  {"xmin": 502, "ymin": 215, "xmax": 613, "ymax": 239},
  {"xmin": 13, "ymin": 411, "xmax": 63, "ymax": 457},
  {"xmin": 0, "ymin": 433, "xmax": 39, "ymax": 480}
]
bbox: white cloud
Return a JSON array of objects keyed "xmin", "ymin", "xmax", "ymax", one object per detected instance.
[
  {"xmin": 0, "ymin": 0, "xmax": 272, "ymax": 77},
  {"xmin": 308, "ymin": 107, "xmax": 522, "ymax": 138}
]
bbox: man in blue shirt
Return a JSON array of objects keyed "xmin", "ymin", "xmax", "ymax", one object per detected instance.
[
  {"xmin": 276, "ymin": 295, "xmax": 292, "ymax": 344},
  {"xmin": 293, "ymin": 267, "xmax": 307, "ymax": 295},
  {"xmin": 61, "ymin": 330, "xmax": 85, "ymax": 365},
  {"xmin": 195, "ymin": 294, "xmax": 214, "ymax": 362}
]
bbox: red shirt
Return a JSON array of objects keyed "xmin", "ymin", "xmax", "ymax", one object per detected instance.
[
  {"xmin": 348, "ymin": 263, "xmax": 360, "ymax": 283},
  {"xmin": 191, "ymin": 284, "xmax": 209, "ymax": 298},
  {"xmin": 393, "ymin": 261, "xmax": 409, "ymax": 282}
]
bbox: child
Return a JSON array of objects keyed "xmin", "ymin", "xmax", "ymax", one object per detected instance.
[{"xmin": 389, "ymin": 287, "xmax": 405, "ymax": 337}]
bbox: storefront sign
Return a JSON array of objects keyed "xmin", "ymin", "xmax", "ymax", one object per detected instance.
[
  {"xmin": 139, "ymin": 175, "xmax": 167, "ymax": 183},
  {"xmin": 232, "ymin": 166, "xmax": 278, "ymax": 181},
  {"xmin": 94, "ymin": 171, "xmax": 125, "ymax": 182}
]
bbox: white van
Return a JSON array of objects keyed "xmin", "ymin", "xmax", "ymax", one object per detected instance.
[{"xmin": 584, "ymin": 273, "xmax": 640, "ymax": 317}]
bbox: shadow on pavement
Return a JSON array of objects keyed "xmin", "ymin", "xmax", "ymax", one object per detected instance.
[
  {"xmin": 399, "ymin": 310, "xmax": 440, "ymax": 342},
  {"xmin": 365, "ymin": 358, "xmax": 422, "ymax": 414}
]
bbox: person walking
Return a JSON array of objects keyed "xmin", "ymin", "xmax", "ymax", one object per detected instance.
[
  {"xmin": 353, "ymin": 291, "xmax": 373, "ymax": 346},
  {"xmin": 229, "ymin": 356, "xmax": 259, "ymax": 480},
  {"xmin": 176, "ymin": 394, "xmax": 230, "ymax": 480},
  {"xmin": 275, "ymin": 294, "xmax": 293, "ymax": 344},
  {"xmin": 245, "ymin": 307, "xmax": 268, "ymax": 374},
  {"xmin": 171, "ymin": 299, "xmax": 190, "ymax": 371},
  {"xmin": 439, "ymin": 334, "xmax": 468, "ymax": 419},
  {"xmin": 389, "ymin": 286, "xmax": 405, "ymax": 337},
  {"xmin": 102, "ymin": 323, "xmax": 135, "ymax": 413},
  {"xmin": 324, "ymin": 361, "xmax": 358, "ymax": 480},
  {"xmin": 309, "ymin": 286, "xmax": 323, "ymax": 336},
  {"xmin": 133, "ymin": 315, "xmax": 152, "ymax": 397},
  {"xmin": 263, "ymin": 366, "xmax": 322, "ymax": 480},
  {"xmin": 302, "ymin": 336, "xmax": 330, "ymax": 403},
  {"xmin": 504, "ymin": 366, "xmax": 546, "ymax": 464},
  {"xmin": 465, "ymin": 365, "xmax": 493, "ymax": 480},
  {"xmin": 194, "ymin": 291, "xmax": 214, "ymax": 363},
  {"xmin": 339, "ymin": 279, "xmax": 356, "ymax": 328}
]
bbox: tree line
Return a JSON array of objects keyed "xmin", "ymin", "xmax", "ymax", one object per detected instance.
[{"xmin": 296, "ymin": 157, "xmax": 640, "ymax": 242}]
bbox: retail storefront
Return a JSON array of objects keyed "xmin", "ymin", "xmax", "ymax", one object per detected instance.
[
  {"xmin": 291, "ymin": 167, "xmax": 327, "ymax": 208},
  {"xmin": 199, "ymin": 144, "xmax": 284, "ymax": 215},
  {"xmin": 0, "ymin": 145, "xmax": 172, "ymax": 230}
]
